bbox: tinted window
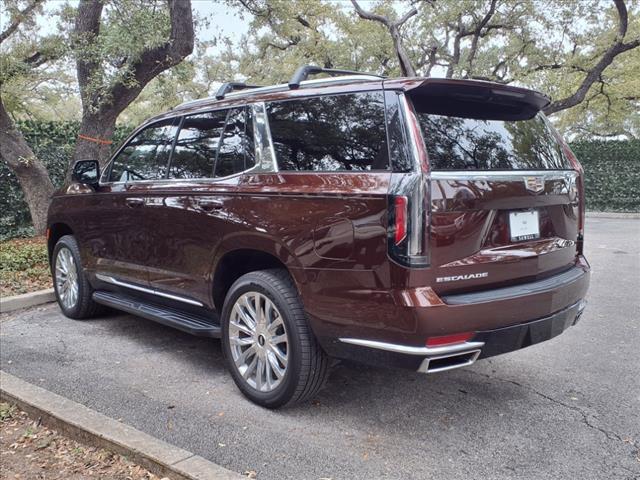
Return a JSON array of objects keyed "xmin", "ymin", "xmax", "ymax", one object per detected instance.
[
  {"xmin": 215, "ymin": 108, "xmax": 253, "ymax": 177},
  {"xmin": 267, "ymin": 92, "xmax": 389, "ymax": 171},
  {"xmin": 416, "ymin": 112, "xmax": 570, "ymax": 170},
  {"xmin": 169, "ymin": 110, "xmax": 227, "ymax": 179},
  {"xmin": 109, "ymin": 119, "xmax": 177, "ymax": 182}
]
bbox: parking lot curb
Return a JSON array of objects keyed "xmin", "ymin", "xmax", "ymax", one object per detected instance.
[
  {"xmin": 0, "ymin": 371, "xmax": 243, "ymax": 480},
  {"xmin": 586, "ymin": 211, "xmax": 640, "ymax": 219},
  {"xmin": 0, "ymin": 288, "xmax": 55, "ymax": 314}
]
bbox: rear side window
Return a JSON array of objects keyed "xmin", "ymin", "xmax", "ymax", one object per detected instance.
[
  {"xmin": 169, "ymin": 110, "xmax": 227, "ymax": 179},
  {"xmin": 109, "ymin": 119, "xmax": 177, "ymax": 182},
  {"xmin": 267, "ymin": 91, "xmax": 389, "ymax": 172},
  {"xmin": 416, "ymin": 112, "xmax": 570, "ymax": 170}
]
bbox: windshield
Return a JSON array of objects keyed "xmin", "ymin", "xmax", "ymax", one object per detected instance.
[{"xmin": 415, "ymin": 112, "xmax": 570, "ymax": 171}]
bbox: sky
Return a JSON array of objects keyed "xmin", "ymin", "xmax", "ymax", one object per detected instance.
[{"xmin": 193, "ymin": 1, "xmax": 250, "ymax": 50}]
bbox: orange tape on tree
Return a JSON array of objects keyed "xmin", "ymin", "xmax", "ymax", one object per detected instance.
[{"xmin": 78, "ymin": 134, "xmax": 113, "ymax": 145}]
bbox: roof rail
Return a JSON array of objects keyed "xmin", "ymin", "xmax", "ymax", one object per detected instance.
[
  {"xmin": 288, "ymin": 65, "xmax": 384, "ymax": 90},
  {"xmin": 215, "ymin": 82, "xmax": 263, "ymax": 100},
  {"xmin": 173, "ymin": 70, "xmax": 383, "ymax": 110}
]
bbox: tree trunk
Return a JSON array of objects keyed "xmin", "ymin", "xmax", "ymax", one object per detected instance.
[
  {"xmin": 73, "ymin": 112, "xmax": 117, "ymax": 167},
  {"xmin": 0, "ymin": 97, "xmax": 54, "ymax": 235}
]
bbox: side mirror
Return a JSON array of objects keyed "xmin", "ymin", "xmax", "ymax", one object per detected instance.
[{"xmin": 72, "ymin": 160, "xmax": 100, "ymax": 187}]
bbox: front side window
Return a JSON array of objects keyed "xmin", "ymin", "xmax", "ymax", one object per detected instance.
[
  {"xmin": 169, "ymin": 110, "xmax": 228, "ymax": 179},
  {"xmin": 108, "ymin": 119, "xmax": 178, "ymax": 182},
  {"xmin": 266, "ymin": 91, "xmax": 389, "ymax": 172}
]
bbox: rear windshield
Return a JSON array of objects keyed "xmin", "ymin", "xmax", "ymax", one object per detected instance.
[{"xmin": 415, "ymin": 112, "xmax": 570, "ymax": 171}]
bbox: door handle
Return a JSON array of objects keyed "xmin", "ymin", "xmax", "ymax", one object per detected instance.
[
  {"xmin": 125, "ymin": 197, "xmax": 144, "ymax": 208},
  {"xmin": 196, "ymin": 198, "xmax": 224, "ymax": 212}
]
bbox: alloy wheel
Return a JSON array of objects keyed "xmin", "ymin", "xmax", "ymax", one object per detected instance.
[
  {"xmin": 228, "ymin": 291, "xmax": 289, "ymax": 392},
  {"xmin": 55, "ymin": 247, "xmax": 79, "ymax": 309}
]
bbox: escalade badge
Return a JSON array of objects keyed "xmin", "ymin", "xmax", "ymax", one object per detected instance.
[
  {"xmin": 524, "ymin": 176, "xmax": 545, "ymax": 194},
  {"xmin": 436, "ymin": 272, "xmax": 488, "ymax": 283}
]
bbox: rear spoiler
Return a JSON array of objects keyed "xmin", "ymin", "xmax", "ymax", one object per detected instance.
[{"xmin": 384, "ymin": 78, "xmax": 550, "ymax": 120}]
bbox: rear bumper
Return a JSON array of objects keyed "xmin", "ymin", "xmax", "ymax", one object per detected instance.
[
  {"xmin": 313, "ymin": 256, "xmax": 590, "ymax": 371},
  {"xmin": 334, "ymin": 299, "xmax": 586, "ymax": 373}
]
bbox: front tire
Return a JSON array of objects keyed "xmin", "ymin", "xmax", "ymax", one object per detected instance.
[
  {"xmin": 221, "ymin": 269, "xmax": 330, "ymax": 408},
  {"xmin": 52, "ymin": 235, "xmax": 101, "ymax": 319}
]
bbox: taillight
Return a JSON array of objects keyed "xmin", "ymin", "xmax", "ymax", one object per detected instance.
[
  {"xmin": 386, "ymin": 93, "xmax": 430, "ymax": 268},
  {"xmin": 560, "ymin": 142, "xmax": 585, "ymax": 255},
  {"xmin": 562, "ymin": 143, "xmax": 584, "ymax": 227},
  {"xmin": 388, "ymin": 186, "xmax": 429, "ymax": 268},
  {"xmin": 394, "ymin": 196, "xmax": 408, "ymax": 245},
  {"xmin": 548, "ymin": 121, "xmax": 585, "ymax": 255}
]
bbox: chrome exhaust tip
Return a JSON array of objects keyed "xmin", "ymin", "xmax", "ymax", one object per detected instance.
[{"xmin": 418, "ymin": 349, "xmax": 482, "ymax": 374}]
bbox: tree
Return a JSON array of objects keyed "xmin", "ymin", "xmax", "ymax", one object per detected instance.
[
  {"xmin": 72, "ymin": 0, "xmax": 194, "ymax": 166},
  {"xmin": 0, "ymin": 0, "xmax": 195, "ymax": 233},
  {"xmin": 351, "ymin": 0, "xmax": 424, "ymax": 76},
  {"xmin": 1, "ymin": 0, "xmax": 59, "ymax": 234},
  {"xmin": 231, "ymin": 0, "xmax": 639, "ymax": 138},
  {"xmin": 352, "ymin": 0, "xmax": 640, "ymax": 125}
]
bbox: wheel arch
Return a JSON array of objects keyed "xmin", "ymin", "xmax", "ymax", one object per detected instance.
[
  {"xmin": 212, "ymin": 247, "xmax": 306, "ymax": 312},
  {"xmin": 47, "ymin": 222, "xmax": 74, "ymax": 265}
]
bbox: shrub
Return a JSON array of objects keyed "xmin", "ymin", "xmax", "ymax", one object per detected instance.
[{"xmin": 571, "ymin": 139, "xmax": 640, "ymax": 212}]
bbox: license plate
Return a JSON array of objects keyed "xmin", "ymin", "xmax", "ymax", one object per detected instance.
[{"xmin": 509, "ymin": 210, "xmax": 540, "ymax": 242}]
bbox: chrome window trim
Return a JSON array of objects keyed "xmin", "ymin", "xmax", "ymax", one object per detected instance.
[
  {"xmin": 430, "ymin": 170, "xmax": 578, "ymax": 181},
  {"xmin": 95, "ymin": 274, "xmax": 204, "ymax": 307},
  {"xmin": 339, "ymin": 337, "xmax": 485, "ymax": 356}
]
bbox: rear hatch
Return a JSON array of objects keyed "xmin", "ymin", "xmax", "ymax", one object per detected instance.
[{"xmin": 407, "ymin": 81, "xmax": 582, "ymax": 294}]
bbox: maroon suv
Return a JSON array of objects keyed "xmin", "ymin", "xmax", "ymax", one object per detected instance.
[{"xmin": 47, "ymin": 66, "xmax": 590, "ymax": 408}]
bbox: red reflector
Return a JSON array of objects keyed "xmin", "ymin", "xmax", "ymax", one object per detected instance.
[
  {"xmin": 426, "ymin": 332, "xmax": 474, "ymax": 347},
  {"xmin": 394, "ymin": 196, "xmax": 407, "ymax": 245}
]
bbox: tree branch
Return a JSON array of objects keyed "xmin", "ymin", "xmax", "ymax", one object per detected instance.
[
  {"xmin": 351, "ymin": 0, "xmax": 418, "ymax": 76},
  {"xmin": 75, "ymin": 0, "xmax": 194, "ymax": 121},
  {"xmin": 544, "ymin": 0, "xmax": 639, "ymax": 115},
  {"xmin": 0, "ymin": 0, "xmax": 44, "ymax": 44}
]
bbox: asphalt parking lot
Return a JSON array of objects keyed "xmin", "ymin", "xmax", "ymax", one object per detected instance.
[{"xmin": 1, "ymin": 217, "xmax": 639, "ymax": 480}]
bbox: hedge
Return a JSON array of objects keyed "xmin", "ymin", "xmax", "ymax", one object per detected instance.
[
  {"xmin": 571, "ymin": 139, "xmax": 640, "ymax": 212},
  {"xmin": 1, "ymin": 121, "xmax": 638, "ymax": 240}
]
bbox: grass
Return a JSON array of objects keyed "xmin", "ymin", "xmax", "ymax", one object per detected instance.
[{"xmin": 0, "ymin": 236, "xmax": 51, "ymax": 297}]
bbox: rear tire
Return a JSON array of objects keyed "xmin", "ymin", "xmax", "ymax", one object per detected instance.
[
  {"xmin": 221, "ymin": 269, "xmax": 330, "ymax": 408},
  {"xmin": 52, "ymin": 235, "xmax": 102, "ymax": 320}
]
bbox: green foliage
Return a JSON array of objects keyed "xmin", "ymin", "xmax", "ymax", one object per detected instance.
[
  {"xmin": 572, "ymin": 140, "xmax": 640, "ymax": 212},
  {"xmin": 0, "ymin": 238, "xmax": 48, "ymax": 272},
  {"xmin": 0, "ymin": 236, "xmax": 50, "ymax": 296},
  {"xmin": 0, "ymin": 121, "xmax": 133, "ymax": 239}
]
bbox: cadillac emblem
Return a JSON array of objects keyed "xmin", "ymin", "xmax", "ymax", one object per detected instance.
[{"xmin": 524, "ymin": 176, "xmax": 545, "ymax": 194}]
